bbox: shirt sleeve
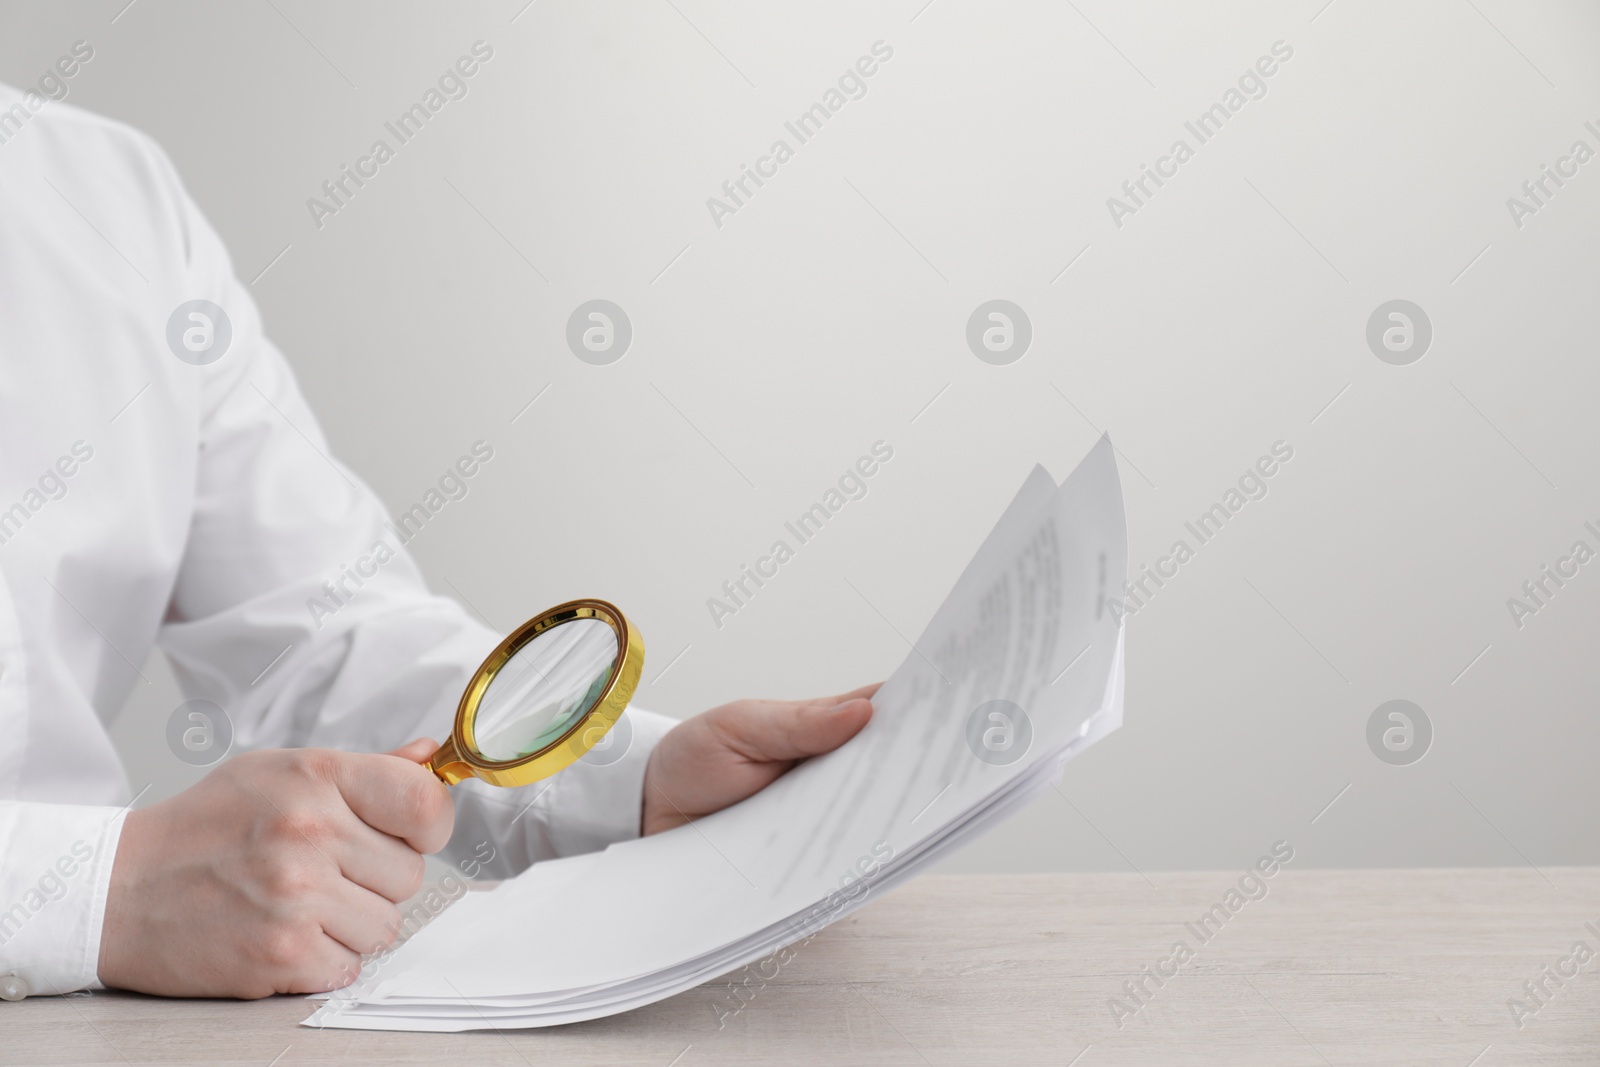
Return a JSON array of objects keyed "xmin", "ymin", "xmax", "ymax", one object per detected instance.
[
  {"xmin": 127, "ymin": 134, "xmax": 673, "ymax": 893},
  {"xmin": 0, "ymin": 802, "xmax": 127, "ymax": 997},
  {"xmin": 0, "ymin": 119, "xmax": 678, "ymax": 999}
]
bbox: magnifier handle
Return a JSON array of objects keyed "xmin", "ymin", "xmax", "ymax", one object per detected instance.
[{"xmin": 428, "ymin": 736, "xmax": 474, "ymax": 786}]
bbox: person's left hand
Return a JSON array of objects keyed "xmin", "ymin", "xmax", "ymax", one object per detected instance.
[{"xmin": 640, "ymin": 683, "xmax": 879, "ymax": 836}]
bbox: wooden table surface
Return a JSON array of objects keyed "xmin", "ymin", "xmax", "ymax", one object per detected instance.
[{"xmin": 3, "ymin": 869, "xmax": 1596, "ymax": 1066}]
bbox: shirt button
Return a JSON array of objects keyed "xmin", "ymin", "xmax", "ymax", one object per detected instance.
[{"xmin": 0, "ymin": 974, "xmax": 30, "ymax": 1001}]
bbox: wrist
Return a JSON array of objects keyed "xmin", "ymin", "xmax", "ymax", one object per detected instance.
[
  {"xmin": 95, "ymin": 807, "xmax": 145, "ymax": 990},
  {"xmin": 639, "ymin": 744, "xmax": 661, "ymax": 836}
]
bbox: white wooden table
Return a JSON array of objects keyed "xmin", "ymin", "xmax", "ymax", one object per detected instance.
[{"xmin": 3, "ymin": 870, "xmax": 1595, "ymax": 1065}]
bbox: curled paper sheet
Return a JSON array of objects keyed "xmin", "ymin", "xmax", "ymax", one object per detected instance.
[{"xmin": 308, "ymin": 435, "xmax": 1128, "ymax": 1031}]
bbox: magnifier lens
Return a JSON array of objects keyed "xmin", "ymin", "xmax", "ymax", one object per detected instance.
[{"xmin": 469, "ymin": 617, "xmax": 619, "ymax": 762}]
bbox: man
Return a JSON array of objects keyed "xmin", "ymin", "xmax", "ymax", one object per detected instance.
[{"xmin": 0, "ymin": 81, "xmax": 874, "ymax": 1000}]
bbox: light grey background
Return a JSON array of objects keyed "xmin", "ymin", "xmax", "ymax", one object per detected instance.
[{"xmin": 2, "ymin": 0, "xmax": 1595, "ymax": 876}]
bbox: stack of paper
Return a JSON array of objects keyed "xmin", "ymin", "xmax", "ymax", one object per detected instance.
[{"xmin": 308, "ymin": 436, "xmax": 1127, "ymax": 1031}]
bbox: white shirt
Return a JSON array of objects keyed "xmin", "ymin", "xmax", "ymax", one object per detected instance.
[{"xmin": 0, "ymin": 84, "xmax": 672, "ymax": 997}]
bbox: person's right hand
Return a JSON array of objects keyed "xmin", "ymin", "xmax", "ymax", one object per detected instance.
[{"xmin": 97, "ymin": 738, "xmax": 452, "ymax": 999}]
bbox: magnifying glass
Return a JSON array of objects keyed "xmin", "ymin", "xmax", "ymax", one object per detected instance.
[{"xmin": 428, "ymin": 598, "xmax": 644, "ymax": 788}]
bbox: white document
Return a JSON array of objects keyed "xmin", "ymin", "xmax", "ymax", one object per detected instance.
[{"xmin": 307, "ymin": 435, "xmax": 1127, "ymax": 1031}]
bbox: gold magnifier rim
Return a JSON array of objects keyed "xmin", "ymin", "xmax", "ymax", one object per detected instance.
[{"xmin": 429, "ymin": 598, "xmax": 644, "ymax": 788}]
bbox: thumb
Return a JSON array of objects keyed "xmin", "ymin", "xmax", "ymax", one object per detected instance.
[
  {"xmin": 385, "ymin": 737, "xmax": 439, "ymax": 765},
  {"xmin": 728, "ymin": 698, "xmax": 874, "ymax": 763},
  {"xmin": 789, "ymin": 698, "xmax": 874, "ymax": 759}
]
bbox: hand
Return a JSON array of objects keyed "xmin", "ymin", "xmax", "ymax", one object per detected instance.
[
  {"xmin": 98, "ymin": 738, "xmax": 452, "ymax": 999},
  {"xmin": 640, "ymin": 684, "xmax": 878, "ymax": 836}
]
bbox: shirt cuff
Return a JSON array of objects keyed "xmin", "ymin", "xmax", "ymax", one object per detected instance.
[
  {"xmin": 445, "ymin": 705, "xmax": 678, "ymax": 877},
  {"xmin": 0, "ymin": 801, "xmax": 128, "ymax": 997},
  {"xmin": 539, "ymin": 706, "xmax": 677, "ymax": 855}
]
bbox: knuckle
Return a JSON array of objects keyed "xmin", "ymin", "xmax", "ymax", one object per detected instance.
[
  {"xmin": 290, "ymin": 747, "xmax": 340, "ymax": 781},
  {"xmin": 399, "ymin": 775, "xmax": 450, "ymax": 839},
  {"xmin": 293, "ymin": 946, "xmax": 360, "ymax": 995},
  {"xmin": 265, "ymin": 805, "xmax": 335, "ymax": 849},
  {"xmin": 371, "ymin": 903, "xmax": 405, "ymax": 951},
  {"xmin": 323, "ymin": 965, "xmax": 359, "ymax": 993},
  {"xmin": 400, "ymin": 852, "xmax": 427, "ymax": 898},
  {"xmin": 263, "ymin": 859, "xmax": 322, "ymax": 900},
  {"xmin": 257, "ymin": 921, "xmax": 318, "ymax": 970}
]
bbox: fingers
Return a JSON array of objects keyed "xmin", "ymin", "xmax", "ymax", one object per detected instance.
[
  {"xmin": 793, "ymin": 698, "xmax": 874, "ymax": 758},
  {"xmin": 246, "ymin": 908, "xmax": 363, "ymax": 997},
  {"xmin": 713, "ymin": 695, "xmax": 874, "ymax": 763},
  {"xmin": 790, "ymin": 684, "xmax": 889, "ymax": 716},
  {"xmin": 731, "ymin": 682, "xmax": 882, "ymax": 721},
  {"xmin": 281, "ymin": 934, "xmax": 364, "ymax": 996},
  {"xmin": 335, "ymin": 819, "xmax": 428, "ymax": 904},
  {"xmin": 385, "ymin": 737, "xmax": 439, "ymax": 764},
  {"xmin": 320, "ymin": 879, "xmax": 406, "ymax": 960},
  {"xmin": 834, "ymin": 681, "xmax": 882, "ymax": 703},
  {"xmin": 246, "ymin": 751, "xmax": 432, "ymax": 902},
  {"xmin": 329, "ymin": 751, "xmax": 455, "ymax": 854}
]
